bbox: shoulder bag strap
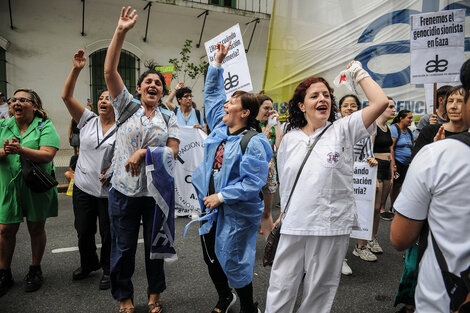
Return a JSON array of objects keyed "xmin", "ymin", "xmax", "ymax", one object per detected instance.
[{"xmin": 281, "ymin": 123, "xmax": 333, "ymax": 220}]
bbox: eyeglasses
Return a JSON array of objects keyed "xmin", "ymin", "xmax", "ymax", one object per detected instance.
[
  {"xmin": 342, "ymin": 103, "xmax": 358, "ymax": 109},
  {"xmin": 182, "ymin": 94, "xmax": 193, "ymax": 99},
  {"xmin": 9, "ymin": 97, "xmax": 32, "ymax": 104}
]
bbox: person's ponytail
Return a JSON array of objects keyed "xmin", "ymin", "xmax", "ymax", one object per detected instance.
[{"xmin": 248, "ymin": 115, "xmax": 262, "ymax": 132}]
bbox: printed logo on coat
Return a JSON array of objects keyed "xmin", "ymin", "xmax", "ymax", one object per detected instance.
[{"xmin": 327, "ymin": 152, "xmax": 340, "ymax": 164}]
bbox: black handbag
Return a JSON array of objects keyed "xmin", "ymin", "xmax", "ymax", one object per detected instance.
[
  {"xmin": 263, "ymin": 123, "xmax": 333, "ymax": 267},
  {"xmin": 20, "ymin": 156, "xmax": 58, "ymax": 193}
]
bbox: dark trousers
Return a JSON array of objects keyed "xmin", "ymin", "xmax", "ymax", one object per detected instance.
[
  {"xmin": 72, "ymin": 185, "xmax": 111, "ymax": 274},
  {"xmin": 108, "ymin": 187, "xmax": 166, "ymax": 301},
  {"xmin": 201, "ymin": 223, "xmax": 254, "ymax": 311}
]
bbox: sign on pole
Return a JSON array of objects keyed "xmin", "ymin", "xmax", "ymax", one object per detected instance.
[
  {"xmin": 204, "ymin": 24, "xmax": 253, "ymax": 98},
  {"xmin": 350, "ymin": 163, "xmax": 377, "ymax": 241},
  {"xmin": 410, "ymin": 9, "xmax": 465, "ymax": 85}
]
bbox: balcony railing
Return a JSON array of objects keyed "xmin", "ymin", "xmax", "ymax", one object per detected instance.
[{"xmin": 184, "ymin": 0, "xmax": 272, "ymax": 15}]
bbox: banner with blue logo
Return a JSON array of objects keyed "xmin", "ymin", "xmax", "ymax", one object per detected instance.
[{"xmin": 263, "ymin": 0, "xmax": 470, "ymax": 121}]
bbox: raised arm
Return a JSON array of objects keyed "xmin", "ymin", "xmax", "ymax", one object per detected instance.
[
  {"xmin": 104, "ymin": 7, "xmax": 138, "ymax": 99},
  {"xmin": 165, "ymin": 82, "xmax": 184, "ymax": 111},
  {"xmin": 360, "ymin": 74, "xmax": 389, "ymax": 128},
  {"xmin": 204, "ymin": 41, "xmax": 231, "ymax": 130},
  {"xmin": 62, "ymin": 49, "xmax": 87, "ymax": 123}
]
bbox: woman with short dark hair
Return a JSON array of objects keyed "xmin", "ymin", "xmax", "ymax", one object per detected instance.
[
  {"xmin": 191, "ymin": 41, "xmax": 272, "ymax": 313},
  {"xmin": 390, "ymin": 110, "xmax": 414, "ymax": 208},
  {"xmin": 62, "ymin": 49, "xmax": 116, "ymax": 290}
]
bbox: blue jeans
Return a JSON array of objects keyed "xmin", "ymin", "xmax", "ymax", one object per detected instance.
[{"xmin": 108, "ymin": 187, "xmax": 166, "ymax": 300}]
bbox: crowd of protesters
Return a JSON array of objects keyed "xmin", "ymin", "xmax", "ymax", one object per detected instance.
[{"xmin": 1, "ymin": 5, "xmax": 470, "ymax": 313}]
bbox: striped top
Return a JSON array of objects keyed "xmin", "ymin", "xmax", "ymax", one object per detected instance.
[{"xmin": 353, "ymin": 136, "xmax": 374, "ymax": 162}]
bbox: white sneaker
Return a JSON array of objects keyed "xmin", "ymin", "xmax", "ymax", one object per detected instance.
[
  {"xmin": 341, "ymin": 259, "xmax": 352, "ymax": 275},
  {"xmin": 353, "ymin": 245, "xmax": 377, "ymax": 262},
  {"xmin": 190, "ymin": 214, "xmax": 200, "ymax": 220},
  {"xmin": 367, "ymin": 238, "xmax": 383, "ymax": 254}
]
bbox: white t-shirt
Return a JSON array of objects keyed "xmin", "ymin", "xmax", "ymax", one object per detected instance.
[
  {"xmin": 74, "ymin": 109, "xmax": 116, "ymax": 198},
  {"xmin": 0, "ymin": 103, "xmax": 9, "ymax": 119},
  {"xmin": 278, "ymin": 110, "xmax": 375, "ymax": 236},
  {"xmin": 394, "ymin": 139, "xmax": 470, "ymax": 313}
]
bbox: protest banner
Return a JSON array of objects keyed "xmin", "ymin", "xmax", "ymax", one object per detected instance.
[
  {"xmin": 154, "ymin": 65, "xmax": 175, "ymax": 91},
  {"xmin": 204, "ymin": 24, "xmax": 253, "ymax": 99},
  {"xmin": 263, "ymin": 1, "xmax": 470, "ymax": 121},
  {"xmin": 350, "ymin": 163, "xmax": 377, "ymax": 241},
  {"xmin": 410, "ymin": 9, "xmax": 465, "ymax": 85},
  {"xmin": 174, "ymin": 126, "xmax": 206, "ymax": 217}
]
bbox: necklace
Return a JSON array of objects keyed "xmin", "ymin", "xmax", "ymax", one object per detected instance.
[{"xmin": 377, "ymin": 123, "xmax": 388, "ymax": 132}]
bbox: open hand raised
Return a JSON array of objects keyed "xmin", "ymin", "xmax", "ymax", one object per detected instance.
[
  {"xmin": 117, "ymin": 6, "xmax": 138, "ymax": 32},
  {"xmin": 72, "ymin": 49, "xmax": 86, "ymax": 69}
]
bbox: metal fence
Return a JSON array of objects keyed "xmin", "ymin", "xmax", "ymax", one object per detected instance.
[{"xmin": 184, "ymin": 0, "xmax": 272, "ymax": 15}]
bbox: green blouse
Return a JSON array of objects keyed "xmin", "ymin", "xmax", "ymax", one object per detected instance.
[{"xmin": 0, "ymin": 116, "xmax": 60, "ymax": 223}]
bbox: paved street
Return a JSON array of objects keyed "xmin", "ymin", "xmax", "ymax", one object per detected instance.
[{"xmin": 0, "ymin": 192, "xmax": 405, "ymax": 313}]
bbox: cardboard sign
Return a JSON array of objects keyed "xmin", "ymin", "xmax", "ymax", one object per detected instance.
[
  {"xmin": 350, "ymin": 163, "xmax": 377, "ymax": 241},
  {"xmin": 410, "ymin": 9, "xmax": 465, "ymax": 84},
  {"xmin": 204, "ymin": 24, "xmax": 253, "ymax": 98}
]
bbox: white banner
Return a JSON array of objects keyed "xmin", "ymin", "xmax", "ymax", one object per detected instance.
[
  {"xmin": 350, "ymin": 163, "xmax": 377, "ymax": 241},
  {"xmin": 204, "ymin": 24, "xmax": 253, "ymax": 98},
  {"xmin": 174, "ymin": 126, "xmax": 207, "ymax": 217},
  {"xmin": 264, "ymin": 0, "xmax": 470, "ymax": 119},
  {"xmin": 410, "ymin": 9, "xmax": 465, "ymax": 84}
]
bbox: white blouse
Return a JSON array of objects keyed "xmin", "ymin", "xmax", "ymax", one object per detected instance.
[{"xmin": 278, "ymin": 110, "xmax": 375, "ymax": 236}]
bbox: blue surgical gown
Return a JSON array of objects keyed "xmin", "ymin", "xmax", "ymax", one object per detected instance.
[{"xmin": 191, "ymin": 65, "xmax": 272, "ymax": 288}]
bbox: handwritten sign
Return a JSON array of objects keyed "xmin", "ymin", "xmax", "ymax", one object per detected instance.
[
  {"xmin": 204, "ymin": 24, "xmax": 253, "ymax": 98},
  {"xmin": 350, "ymin": 163, "xmax": 377, "ymax": 241}
]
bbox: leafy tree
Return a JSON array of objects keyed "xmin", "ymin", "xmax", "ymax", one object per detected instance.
[{"xmin": 169, "ymin": 39, "xmax": 209, "ymax": 88}]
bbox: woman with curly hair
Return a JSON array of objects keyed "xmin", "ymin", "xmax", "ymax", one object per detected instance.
[{"xmin": 264, "ymin": 61, "xmax": 388, "ymax": 313}]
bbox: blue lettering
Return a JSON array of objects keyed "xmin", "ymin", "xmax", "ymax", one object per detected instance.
[
  {"xmin": 396, "ymin": 101, "xmax": 404, "ymax": 112},
  {"xmin": 279, "ymin": 102, "xmax": 288, "ymax": 114},
  {"xmin": 415, "ymin": 101, "xmax": 425, "ymax": 114}
]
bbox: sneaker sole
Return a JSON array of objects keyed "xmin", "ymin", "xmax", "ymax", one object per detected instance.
[
  {"xmin": 226, "ymin": 292, "xmax": 237, "ymax": 313},
  {"xmin": 24, "ymin": 283, "xmax": 42, "ymax": 292},
  {"xmin": 352, "ymin": 250, "xmax": 377, "ymax": 262}
]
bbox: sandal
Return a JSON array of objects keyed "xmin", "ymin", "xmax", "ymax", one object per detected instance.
[
  {"xmin": 148, "ymin": 301, "xmax": 163, "ymax": 313},
  {"xmin": 119, "ymin": 297, "xmax": 135, "ymax": 313}
]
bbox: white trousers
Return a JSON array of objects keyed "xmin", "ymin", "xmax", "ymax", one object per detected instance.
[{"xmin": 265, "ymin": 234, "xmax": 349, "ymax": 313}]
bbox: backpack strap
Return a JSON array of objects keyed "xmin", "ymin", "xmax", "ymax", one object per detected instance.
[
  {"xmin": 393, "ymin": 124, "xmax": 401, "ymax": 142},
  {"xmin": 430, "ymin": 230, "xmax": 470, "ymax": 312},
  {"xmin": 81, "ymin": 115, "xmax": 96, "ymax": 128},
  {"xmin": 96, "ymin": 99, "xmax": 140, "ymax": 149},
  {"xmin": 240, "ymin": 129, "xmax": 259, "ymax": 154},
  {"xmin": 448, "ymin": 132, "xmax": 470, "ymax": 146},
  {"xmin": 195, "ymin": 109, "xmax": 202, "ymax": 125},
  {"xmin": 159, "ymin": 108, "xmax": 170, "ymax": 127}
]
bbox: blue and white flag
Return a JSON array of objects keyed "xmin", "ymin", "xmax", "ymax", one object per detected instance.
[{"xmin": 145, "ymin": 146, "xmax": 177, "ymax": 262}]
